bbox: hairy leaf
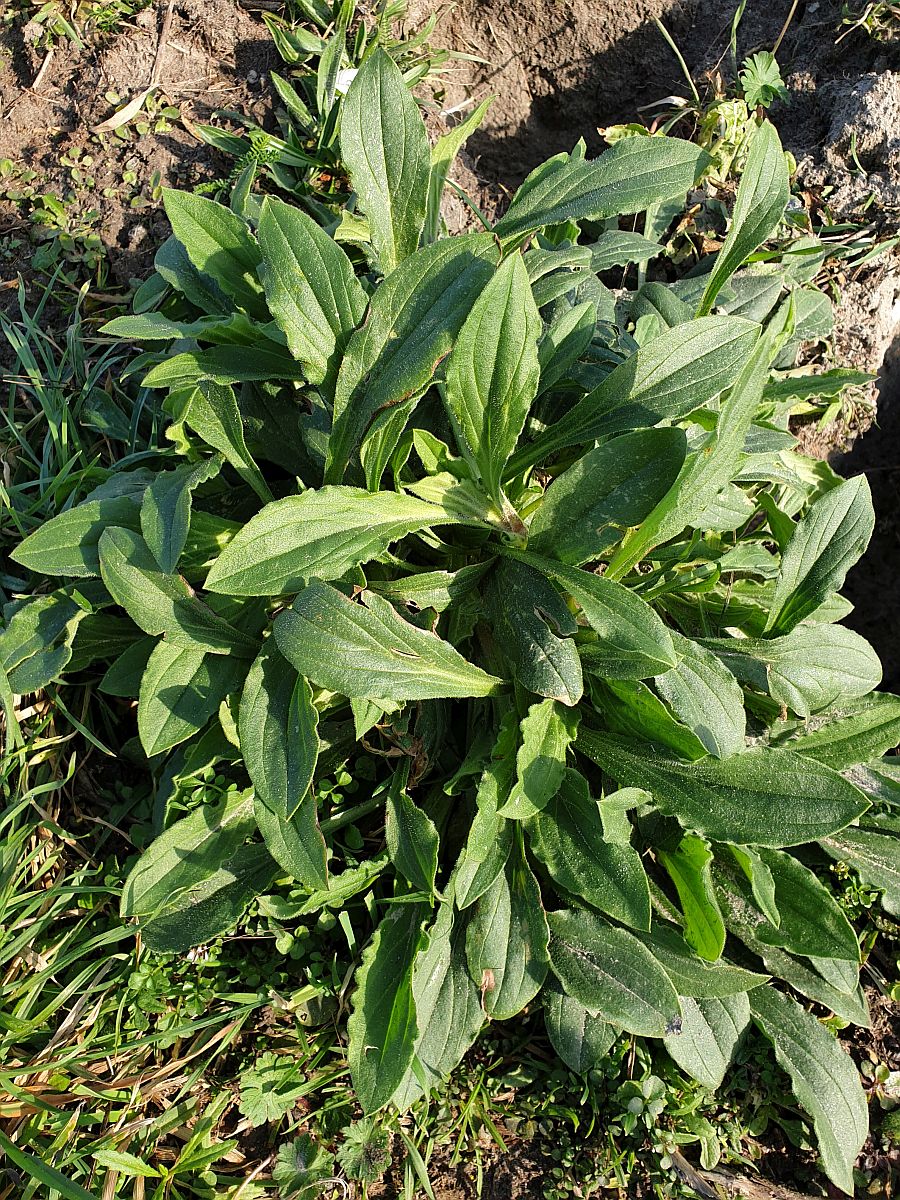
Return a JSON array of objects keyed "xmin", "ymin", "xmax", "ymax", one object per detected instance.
[
  {"xmin": 548, "ymin": 908, "xmax": 681, "ymax": 1037},
  {"xmin": 274, "ymin": 581, "xmax": 501, "ymax": 700},
  {"xmin": 578, "ymin": 729, "xmax": 869, "ymax": 846}
]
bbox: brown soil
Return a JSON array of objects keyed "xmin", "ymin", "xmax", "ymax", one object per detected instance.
[{"xmin": 0, "ymin": 0, "xmax": 277, "ymax": 295}]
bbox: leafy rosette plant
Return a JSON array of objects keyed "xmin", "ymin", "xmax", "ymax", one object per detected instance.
[{"xmin": 6, "ymin": 49, "xmax": 899, "ymax": 1192}]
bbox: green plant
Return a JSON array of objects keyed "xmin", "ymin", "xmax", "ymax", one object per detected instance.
[
  {"xmin": 7, "ymin": 50, "xmax": 898, "ymax": 1195},
  {"xmin": 839, "ymin": 1, "xmax": 900, "ymax": 41},
  {"xmin": 193, "ymin": 0, "xmax": 461, "ymax": 217}
]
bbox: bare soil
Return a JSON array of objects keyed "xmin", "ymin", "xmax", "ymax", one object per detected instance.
[{"xmin": 0, "ymin": 0, "xmax": 277, "ymax": 292}]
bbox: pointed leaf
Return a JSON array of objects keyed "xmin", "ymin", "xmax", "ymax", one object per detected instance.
[
  {"xmin": 548, "ymin": 908, "xmax": 682, "ymax": 1038},
  {"xmin": 636, "ymin": 924, "xmax": 767, "ymax": 999},
  {"xmin": 253, "ymin": 793, "xmax": 328, "ymax": 889},
  {"xmin": 412, "ymin": 904, "xmax": 484, "ymax": 1077},
  {"xmin": 340, "ymin": 48, "xmax": 429, "ymax": 272},
  {"xmin": 655, "ymin": 633, "xmax": 746, "ymax": 758},
  {"xmin": 766, "ymin": 475, "xmax": 875, "ymax": 635},
  {"xmin": 507, "ymin": 551, "xmax": 676, "ymax": 679},
  {"xmin": 138, "ymin": 641, "xmax": 246, "ymax": 756},
  {"xmin": 121, "ymin": 791, "xmax": 276, "ymax": 952},
  {"xmin": 499, "ymin": 699, "xmax": 579, "ymax": 819},
  {"xmin": 326, "ymin": 235, "xmax": 499, "ymax": 482},
  {"xmin": 11, "ymin": 494, "xmax": 142, "ymax": 578},
  {"xmin": 664, "ymin": 994, "xmax": 750, "ymax": 1090},
  {"xmin": 494, "ymin": 136, "xmax": 708, "ymax": 238},
  {"xmin": 510, "ymin": 316, "xmax": 758, "ymax": 471},
  {"xmin": 578, "ymin": 729, "xmax": 869, "ymax": 846},
  {"xmin": 141, "ymin": 456, "xmax": 223, "ymax": 573},
  {"xmin": 698, "ymin": 123, "xmax": 790, "ymax": 316},
  {"xmin": 528, "ymin": 428, "xmax": 687, "ymax": 565},
  {"xmin": 443, "ymin": 253, "xmax": 541, "ymax": 500},
  {"xmin": 466, "ymin": 844, "xmax": 549, "ymax": 1019},
  {"xmin": 702, "ymin": 624, "xmax": 882, "ymax": 719},
  {"xmin": 348, "ymin": 903, "xmax": 427, "ymax": 1112},
  {"xmin": 750, "ymin": 987, "xmax": 867, "ymax": 1195},
  {"xmin": 98, "ymin": 527, "xmax": 258, "ymax": 655},
  {"xmin": 386, "ymin": 775, "xmax": 440, "ymax": 895},
  {"xmin": 274, "ymin": 581, "xmax": 501, "ymax": 700},
  {"xmin": 544, "ymin": 983, "xmax": 617, "ymax": 1074},
  {"xmin": 180, "ymin": 381, "xmax": 271, "ymax": 503},
  {"xmin": 206, "ymin": 487, "xmax": 479, "ymax": 597},
  {"xmin": 658, "ymin": 835, "xmax": 726, "ymax": 961},
  {"xmin": 162, "ymin": 189, "xmax": 266, "ymax": 317},
  {"xmin": 483, "ymin": 558, "xmax": 583, "ymax": 706},
  {"xmin": 751, "ymin": 848, "xmax": 860, "ymax": 963},
  {"xmin": 528, "ymin": 769, "xmax": 650, "ymax": 930},
  {"xmin": 239, "ymin": 641, "xmax": 319, "ymax": 820},
  {"xmin": 257, "ymin": 197, "xmax": 367, "ymax": 389}
]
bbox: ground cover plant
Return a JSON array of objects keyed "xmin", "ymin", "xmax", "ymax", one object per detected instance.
[{"xmin": 4, "ymin": 15, "xmax": 900, "ymax": 1198}]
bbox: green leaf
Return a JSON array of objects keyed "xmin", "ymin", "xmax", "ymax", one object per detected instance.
[
  {"xmin": 483, "ymin": 559, "xmax": 583, "ymax": 706},
  {"xmin": 538, "ymin": 300, "xmax": 596, "ymax": 395},
  {"xmin": 143, "ymin": 346, "xmax": 304, "ymax": 390},
  {"xmin": 368, "ymin": 562, "xmax": 489, "ymax": 614},
  {"xmin": 239, "ymin": 641, "xmax": 319, "ymax": 821},
  {"xmin": 658, "ymin": 835, "xmax": 726, "ymax": 961},
  {"xmin": 386, "ymin": 772, "xmax": 440, "ymax": 895},
  {"xmin": 0, "ymin": 592, "xmax": 87, "ymax": 693},
  {"xmin": 654, "ymin": 633, "xmax": 746, "ymax": 758},
  {"xmin": 443, "ymin": 253, "xmax": 541, "ymax": 501},
  {"xmin": 775, "ymin": 693, "xmax": 900, "ymax": 768},
  {"xmin": 0, "ymin": 1130, "xmax": 101, "ymax": 1200},
  {"xmin": 729, "ymin": 845, "xmax": 781, "ymax": 927},
  {"xmin": 751, "ymin": 848, "xmax": 860, "ymax": 964},
  {"xmin": 340, "ymin": 48, "xmax": 429, "ymax": 272},
  {"xmin": 528, "ymin": 428, "xmax": 687, "ymax": 565},
  {"xmin": 702, "ymin": 624, "xmax": 882, "ymax": 719},
  {"xmin": 507, "ymin": 551, "xmax": 677, "ymax": 679},
  {"xmin": 822, "ymin": 826, "xmax": 900, "ymax": 917},
  {"xmin": 92, "ymin": 1149, "xmax": 160, "ymax": 1179},
  {"xmin": 636, "ymin": 924, "xmax": 767, "ymax": 998},
  {"xmin": 510, "ymin": 315, "xmax": 758, "ymax": 471},
  {"xmin": 11, "ymin": 493, "xmax": 143, "ymax": 578},
  {"xmin": 750, "ymin": 987, "xmax": 867, "ymax": 1195},
  {"xmin": 140, "ymin": 456, "xmax": 222, "ymax": 573},
  {"xmin": 274, "ymin": 581, "xmax": 501, "ymax": 700},
  {"xmin": 411, "ymin": 903, "xmax": 484, "ymax": 1078},
  {"xmin": 348, "ymin": 902, "xmax": 427, "ymax": 1112},
  {"xmin": 98, "ymin": 527, "xmax": 258, "ymax": 656},
  {"xmin": 547, "ymin": 908, "xmax": 682, "ymax": 1037},
  {"xmin": 206, "ymin": 486, "xmax": 479, "ymax": 597},
  {"xmin": 452, "ymin": 715, "xmax": 517, "ymax": 909},
  {"xmin": 326, "ymin": 234, "xmax": 499, "ymax": 482},
  {"xmin": 494, "ymin": 136, "xmax": 708, "ymax": 238},
  {"xmin": 180, "ymin": 381, "xmax": 272, "ymax": 503},
  {"xmin": 543, "ymin": 983, "xmax": 616, "ymax": 1074},
  {"xmin": 577, "ymin": 729, "xmax": 869, "ymax": 846},
  {"xmin": 499, "ymin": 699, "xmax": 579, "ymax": 819},
  {"xmin": 527, "ymin": 769, "xmax": 650, "ymax": 930},
  {"xmin": 766, "ymin": 475, "xmax": 875, "ymax": 635},
  {"xmin": 121, "ymin": 791, "xmax": 277, "ymax": 952},
  {"xmin": 137, "ymin": 641, "xmax": 246, "ymax": 756},
  {"xmin": 593, "ymin": 678, "xmax": 709, "ymax": 762},
  {"xmin": 253, "ymin": 793, "xmax": 328, "ymax": 890},
  {"xmin": 466, "ymin": 842, "xmax": 549, "ymax": 1019},
  {"xmin": 664, "ymin": 993, "xmax": 750, "ymax": 1090},
  {"xmin": 697, "ymin": 123, "xmax": 790, "ymax": 316},
  {"xmin": 425, "ymin": 97, "xmax": 492, "ymax": 243},
  {"xmin": 606, "ymin": 301, "xmax": 791, "ymax": 579},
  {"xmin": 257, "ymin": 197, "xmax": 367, "ymax": 390},
  {"xmin": 162, "ymin": 188, "xmax": 266, "ymax": 318}
]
